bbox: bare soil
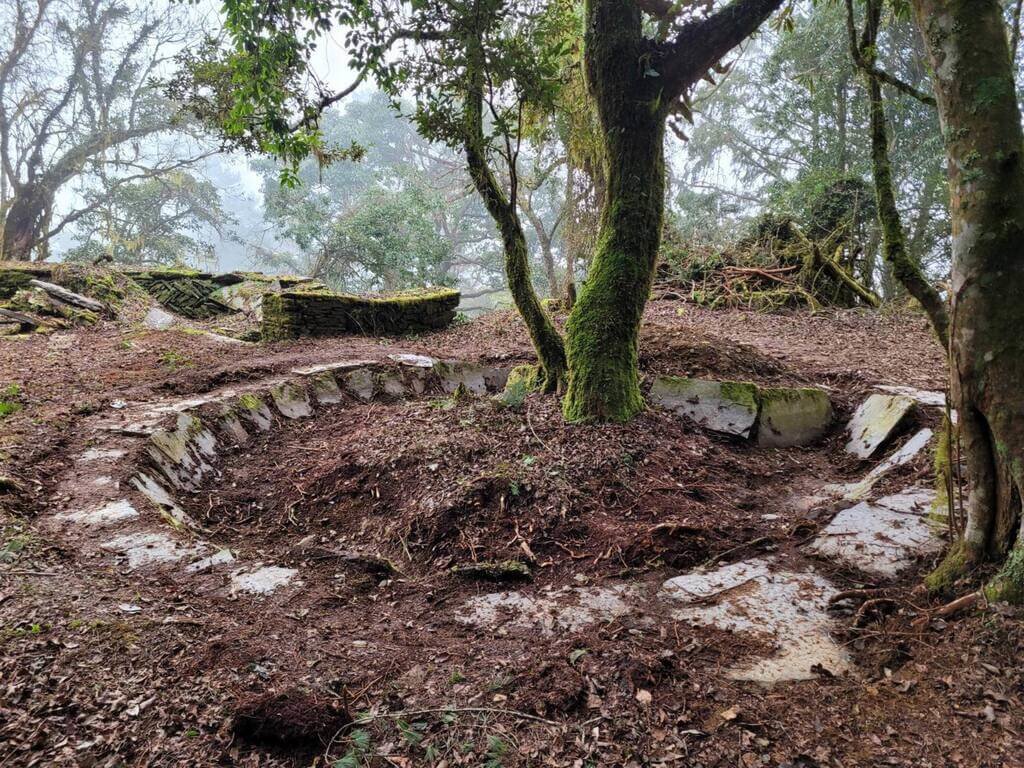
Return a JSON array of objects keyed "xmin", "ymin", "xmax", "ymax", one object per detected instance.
[{"xmin": 3, "ymin": 298, "xmax": 1019, "ymax": 768}]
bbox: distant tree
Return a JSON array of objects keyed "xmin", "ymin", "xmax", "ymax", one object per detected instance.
[
  {"xmin": 844, "ymin": 0, "xmax": 949, "ymax": 346},
  {"xmin": 0, "ymin": 0, "xmax": 209, "ymax": 261},
  {"xmin": 64, "ymin": 172, "xmax": 234, "ymax": 268}
]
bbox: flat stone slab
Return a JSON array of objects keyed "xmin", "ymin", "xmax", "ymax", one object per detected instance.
[
  {"xmin": 270, "ymin": 381, "xmax": 312, "ymax": 419},
  {"xmin": 186, "ymin": 548, "xmax": 236, "ymax": 574},
  {"xmin": 101, "ymin": 532, "xmax": 204, "ymax": 569},
  {"xmin": 456, "ymin": 584, "xmax": 638, "ymax": 635},
  {"xmin": 81, "ymin": 447, "xmax": 126, "ymax": 462},
  {"xmin": 649, "ymin": 377, "xmax": 759, "ymax": 438},
  {"xmin": 291, "ymin": 359, "xmax": 377, "ymax": 376},
  {"xmin": 660, "ymin": 558, "xmax": 850, "ymax": 684},
  {"xmin": 807, "ymin": 499, "xmax": 943, "ymax": 577},
  {"xmin": 845, "ymin": 393, "xmax": 916, "ymax": 459},
  {"xmin": 389, "ymin": 353, "xmax": 436, "ymax": 368},
  {"xmin": 757, "ymin": 387, "xmax": 833, "ymax": 447},
  {"xmin": 58, "ymin": 499, "xmax": 138, "ymax": 527},
  {"xmin": 875, "ymin": 385, "xmax": 945, "ymax": 408},
  {"xmin": 230, "ymin": 565, "xmax": 298, "ymax": 595},
  {"xmin": 831, "ymin": 428, "xmax": 934, "ymax": 501}
]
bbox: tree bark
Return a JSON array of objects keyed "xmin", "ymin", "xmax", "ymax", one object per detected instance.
[
  {"xmin": 463, "ymin": 35, "xmax": 567, "ymax": 392},
  {"xmin": 911, "ymin": 0, "xmax": 1024, "ymax": 601},
  {"xmin": 563, "ymin": 0, "xmax": 782, "ymax": 422},
  {"xmin": 1, "ymin": 183, "xmax": 52, "ymax": 261},
  {"xmin": 563, "ymin": 0, "xmax": 666, "ymax": 421}
]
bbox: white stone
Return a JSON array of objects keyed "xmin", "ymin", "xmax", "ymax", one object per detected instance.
[
  {"xmin": 807, "ymin": 501, "xmax": 943, "ymax": 577},
  {"xmin": 875, "ymin": 486, "xmax": 938, "ymax": 515},
  {"xmin": 101, "ymin": 532, "xmax": 204, "ymax": 569},
  {"xmin": 832, "ymin": 428, "xmax": 934, "ymax": 501},
  {"xmin": 291, "ymin": 360, "xmax": 377, "ymax": 376},
  {"xmin": 845, "ymin": 393, "xmax": 916, "ymax": 459},
  {"xmin": 456, "ymin": 584, "xmax": 638, "ymax": 635},
  {"xmin": 81, "ymin": 447, "xmax": 126, "ymax": 462},
  {"xmin": 649, "ymin": 377, "xmax": 759, "ymax": 438},
  {"xmin": 185, "ymin": 548, "xmax": 235, "ymax": 574},
  {"xmin": 143, "ymin": 307, "xmax": 175, "ymax": 330},
  {"xmin": 436, "ymin": 362, "xmax": 510, "ymax": 396},
  {"xmin": 58, "ymin": 499, "xmax": 138, "ymax": 527},
  {"xmin": 660, "ymin": 559, "xmax": 850, "ymax": 684},
  {"xmin": 230, "ymin": 565, "xmax": 298, "ymax": 595},
  {"xmin": 388, "ymin": 353, "xmax": 436, "ymax": 368},
  {"xmin": 875, "ymin": 385, "xmax": 946, "ymax": 408}
]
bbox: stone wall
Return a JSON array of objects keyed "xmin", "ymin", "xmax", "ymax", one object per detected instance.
[{"xmin": 261, "ymin": 288, "xmax": 461, "ymax": 340}]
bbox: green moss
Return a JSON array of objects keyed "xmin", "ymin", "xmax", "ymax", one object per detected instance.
[
  {"xmin": 261, "ymin": 287, "xmax": 461, "ymax": 340},
  {"xmin": 719, "ymin": 380, "xmax": 761, "ymax": 410},
  {"xmin": 0, "ymin": 269, "xmax": 34, "ymax": 300},
  {"xmin": 925, "ymin": 540, "xmax": 970, "ymax": 594},
  {"xmin": 238, "ymin": 393, "xmax": 264, "ymax": 411},
  {"xmin": 984, "ymin": 547, "xmax": 1024, "ymax": 604},
  {"xmin": 0, "ymin": 383, "xmax": 21, "ymax": 418},
  {"xmin": 494, "ymin": 365, "xmax": 541, "ymax": 410}
]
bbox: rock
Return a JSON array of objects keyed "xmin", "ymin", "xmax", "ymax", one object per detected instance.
[
  {"xmin": 435, "ymin": 361, "xmax": 510, "ymax": 395},
  {"xmin": 131, "ymin": 471, "xmax": 194, "ymax": 529},
  {"xmin": 185, "ymin": 548, "xmax": 235, "ymax": 574},
  {"xmin": 388, "ymin": 353, "xmax": 437, "ymax": 367},
  {"xmin": 845, "ymin": 393, "xmax": 916, "ymax": 459},
  {"xmin": 344, "ymin": 368, "xmax": 376, "ymax": 401},
  {"xmin": 831, "ymin": 428, "xmax": 934, "ymax": 501},
  {"xmin": 101, "ymin": 531, "xmax": 205, "ymax": 569},
  {"xmin": 213, "ymin": 279, "xmax": 276, "ymax": 317},
  {"xmin": 456, "ymin": 583, "xmax": 638, "ymax": 634},
  {"xmin": 57, "ymin": 499, "xmax": 139, "ymax": 527},
  {"xmin": 807, "ymin": 499, "xmax": 943, "ymax": 577},
  {"xmin": 649, "ymin": 376, "xmax": 760, "ymax": 437},
  {"xmin": 143, "ymin": 306, "xmax": 175, "ymax": 330},
  {"xmin": 237, "ymin": 393, "xmax": 274, "ymax": 431},
  {"xmin": 147, "ymin": 413, "xmax": 218, "ymax": 492},
  {"xmin": 875, "ymin": 385, "xmax": 946, "ymax": 408},
  {"xmin": 270, "ymin": 381, "xmax": 312, "ymax": 419},
  {"xmin": 451, "ymin": 559, "xmax": 532, "ymax": 582},
  {"xmin": 756, "ymin": 387, "xmax": 833, "ymax": 447},
  {"xmin": 231, "ymin": 565, "xmax": 298, "ymax": 595},
  {"xmin": 310, "ymin": 372, "xmax": 343, "ymax": 404},
  {"xmin": 660, "ymin": 558, "xmax": 850, "ymax": 684}
]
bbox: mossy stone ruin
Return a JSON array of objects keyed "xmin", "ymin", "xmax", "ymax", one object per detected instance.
[{"xmin": 261, "ymin": 288, "xmax": 461, "ymax": 341}]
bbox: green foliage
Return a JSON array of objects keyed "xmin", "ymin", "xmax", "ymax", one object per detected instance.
[
  {"xmin": 0, "ymin": 384, "xmax": 22, "ymax": 418},
  {"xmin": 64, "ymin": 173, "xmax": 235, "ymax": 269}
]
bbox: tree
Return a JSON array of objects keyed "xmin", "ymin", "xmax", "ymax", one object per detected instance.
[
  {"xmin": 63, "ymin": 171, "xmax": 234, "ymax": 268},
  {"xmin": 0, "ymin": 0, "xmax": 209, "ymax": 261},
  {"xmin": 910, "ymin": 0, "xmax": 1024, "ymax": 601},
  {"xmin": 560, "ymin": 0, "xmax": 784, "ymax": 421},
  {"xmin": 844, "ymin": 0, "xmax": 949, "ymax": 346}
]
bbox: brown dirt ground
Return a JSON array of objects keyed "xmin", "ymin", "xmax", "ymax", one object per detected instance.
[{"xmin": 2, "ymin": 297, "xmax": 1019, "ymax": 768}]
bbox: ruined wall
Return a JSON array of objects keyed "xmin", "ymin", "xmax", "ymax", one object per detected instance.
[{"xmin": 261, "ymin": 288, "xmax": 461, "ymax": 341}]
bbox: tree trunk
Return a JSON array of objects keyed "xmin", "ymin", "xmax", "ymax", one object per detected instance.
[
  {"xmin": 1, "ymin": 185, "xmax": 51, "ymax": 261},
  {"xmin": 463, "ymin": 36, "xmax": 567, "ymax": 392},
  {"xmin": 563, "ymin": 0, "xmax": 666, "ymax": 421},
  {"xmin": 912, "ymin": 0, "xmax": 1024, "ymax": 601},
  {"xmin": 849, "ymin": 0, "xmax": 950, "ymax": 347}
]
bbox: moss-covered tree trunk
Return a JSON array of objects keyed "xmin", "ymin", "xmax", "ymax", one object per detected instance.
[
  {"xmin": 563, "ymin": 0, "xmax": 783, "ymax": 421},
  {"xmin": 911, "ymin": 0, "xmax": 1024, "ymax": 600},
  {"xmin": 2, "ymin": 184, "xmax": 51, "ymax": 261},
  {"xmin": 463, "ymin": 37, "xmax": 567, "ymax": 392},
  {"xmin": 562, "ymin": 0, "xmax": 667, "ymax": 421},
  {"xmin": 847, "ymin": 0, "xmax": 950, "ymax": 347}
]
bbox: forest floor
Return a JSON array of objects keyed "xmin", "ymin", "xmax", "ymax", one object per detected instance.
[{"xmin": 2, "ymin": 296, "xmax": 1022, "ymax": 768}]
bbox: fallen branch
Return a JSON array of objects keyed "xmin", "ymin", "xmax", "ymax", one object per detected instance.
[{"xmin": 28, "ymin": 279, "xmax": 109, "ymax": 315}]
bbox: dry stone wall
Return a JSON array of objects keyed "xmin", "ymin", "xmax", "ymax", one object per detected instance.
[{"xmin": 261, "ymin": 288, "xmax": 461, "ymax": 340}]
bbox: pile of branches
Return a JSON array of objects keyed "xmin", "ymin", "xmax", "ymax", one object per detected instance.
[{"xmin": 657, "ymin": 215, "xmax": 881, "ymax": 311}]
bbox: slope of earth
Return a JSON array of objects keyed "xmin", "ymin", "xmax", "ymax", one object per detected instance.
[{"xmin": 2, "ymin": 299, "xmax": 1017, "ymax": 768}]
